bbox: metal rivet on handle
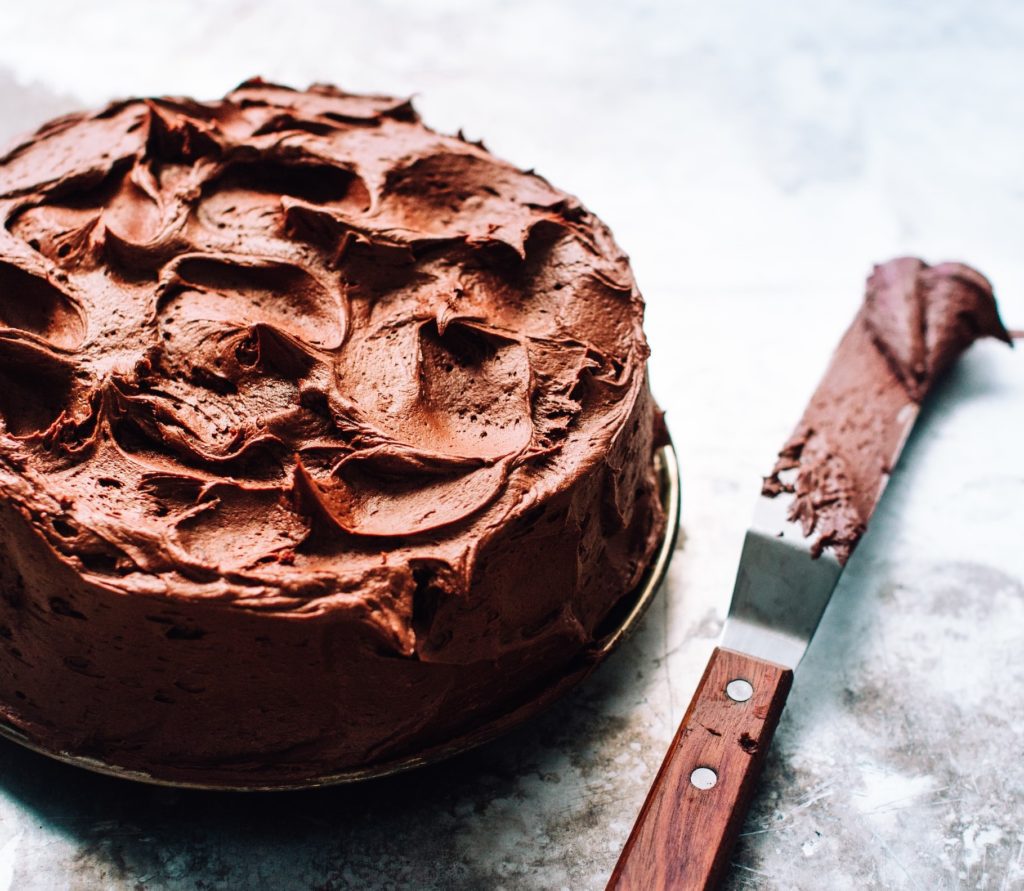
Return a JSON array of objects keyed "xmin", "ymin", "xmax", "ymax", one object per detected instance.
[
  {"xmin": 690, "ymin": 767, "xmax": 718, "ymax": 790},
  {"xmin": 726, "ymin": 678, "xmax": 753, "ymax": 702}
]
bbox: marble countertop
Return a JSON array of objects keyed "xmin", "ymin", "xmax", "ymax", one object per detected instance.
[{"xmin": 0, "ymin": 2, "xmax": 1021, "ymax": 888}]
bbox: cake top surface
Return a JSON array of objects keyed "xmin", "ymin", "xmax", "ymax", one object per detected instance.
[{"xmin": 0, "ymin": 80, "xmax": 651, "ymax": 646}]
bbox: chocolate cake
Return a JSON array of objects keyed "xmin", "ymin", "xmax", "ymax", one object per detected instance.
[{"xmin": 0, "ymin": 80, "xmax": 667, "ymax": 785}]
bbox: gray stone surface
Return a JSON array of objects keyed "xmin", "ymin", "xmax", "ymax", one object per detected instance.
[{"xmin": 0, "ymin": 2, "xmax": 1021, "ymax": 888}]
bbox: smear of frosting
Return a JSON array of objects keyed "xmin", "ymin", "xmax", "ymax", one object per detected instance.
[
  {"xmin": 763, "ymin": 257, "xmax": 1011, "ymax": 564},
  {"xmin": 864, "ymin": 257, "xmax": 1012, "ymax": 400}
]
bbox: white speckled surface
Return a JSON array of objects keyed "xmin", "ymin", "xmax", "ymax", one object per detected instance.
[{"xmin": 0, "ymin": 2, "xmax": 1022, "ymax": 888}]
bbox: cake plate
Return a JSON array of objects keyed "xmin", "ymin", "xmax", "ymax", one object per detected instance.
[{"xmin": 0, "ymin": 443, "xmax": 680, "ymax": 790}]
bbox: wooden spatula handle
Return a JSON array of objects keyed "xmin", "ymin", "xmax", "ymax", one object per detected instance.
[{"xmin": 607, "ymin": 647, "xmax": 793, "ymax": 890}]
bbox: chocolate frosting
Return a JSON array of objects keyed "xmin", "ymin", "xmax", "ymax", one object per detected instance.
[
  {"xmin": 763, "ymin": 257, "xmax": 1011, "ymax": 564},
  {"xmin": 0, "ymin": 81, "xmax": 665, "ymax": 782}
]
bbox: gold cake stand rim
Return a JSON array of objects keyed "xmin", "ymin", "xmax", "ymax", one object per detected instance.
[{"xmin": 0, "ymin": 443, "xmax": 680, "ymax": 791}]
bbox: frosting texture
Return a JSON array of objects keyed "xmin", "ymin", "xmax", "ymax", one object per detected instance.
[
  {"xmin": 763, "ymin": 257, "xmax": 1011, "ymax": 564},
  {"xmin": 0, "ymin": 81, "xmax": 665, "ymax": 783}
]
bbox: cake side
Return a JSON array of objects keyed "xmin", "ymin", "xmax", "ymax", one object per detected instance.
[{"xmin": 0, "ymin": 81, "xmax": 666, "ymax": 782}]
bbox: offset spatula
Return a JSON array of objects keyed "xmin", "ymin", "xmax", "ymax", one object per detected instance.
[
  {"xmin": 607, "ymin": 258, "xmax": 1012, "ymax": 890},
  {"xmin": 605, "ymin": 490, "xmax": 853, "ymax": 890}
]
